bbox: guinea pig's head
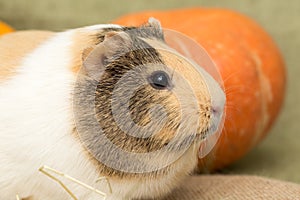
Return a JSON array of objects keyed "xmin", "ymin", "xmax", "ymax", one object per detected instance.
[{"xmin": 73, "ymin": 18, "xmax": 225, "ymax": 176}]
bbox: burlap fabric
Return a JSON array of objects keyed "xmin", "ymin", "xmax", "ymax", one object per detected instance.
[{"xmin": 160, "ymin": 175, "xmax": 300, "ymax": 200}]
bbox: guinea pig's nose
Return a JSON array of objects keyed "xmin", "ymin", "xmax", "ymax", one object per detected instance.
[{"xmin": 211, "ymin": 106, "xmax": 222, "ymax": 117}]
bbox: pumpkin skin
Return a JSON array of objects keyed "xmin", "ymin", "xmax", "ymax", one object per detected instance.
[
  {"xmin": 113, "ymin": 8, "xmax": 286, "ymax": 171},
  {"xmin": 0, "ymin": 21, "xmax": 14, "ymax": 36}
]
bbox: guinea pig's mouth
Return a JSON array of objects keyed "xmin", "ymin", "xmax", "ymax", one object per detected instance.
[
  {"xmin": 168, "ymin": 123, "xmax": 219, "ymax": 149},
  {"xmin": 200, "ymin": 122, "xmax": 219, "ymax": 139},
  {"xmin": 162, "ymin": 128, "xmax": 209, "ymax": 151}
]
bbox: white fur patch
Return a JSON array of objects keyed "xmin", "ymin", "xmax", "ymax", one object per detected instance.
[
  {"xmin": 82, "ymin": 24, "xmax": 122, "ymax": 31},
  {"xmin": 0, "ymin": 30, "xmax": 100, "ymax": 200}
]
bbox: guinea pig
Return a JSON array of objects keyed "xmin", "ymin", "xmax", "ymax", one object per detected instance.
[{"xmin": 0, "ymin": 18, "xmax": 225, "ymax": 200}]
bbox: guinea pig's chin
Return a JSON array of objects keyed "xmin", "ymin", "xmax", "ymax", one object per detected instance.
[{"xmin": 177, "ymin": 133, "xmax": 203, "ymax": 150}]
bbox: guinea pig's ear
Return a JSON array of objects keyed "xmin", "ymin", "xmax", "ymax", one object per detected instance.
[
  {"xmin": 145, "ymin": 17, "xmax": 164, "ymax": 41},
  {"xmin": 147, "ymin": 17, "xmax": 162, "ymax": 30},
  {"xmin": 82, "ymin": 31, "xmax": 131, "ymax": 80}
]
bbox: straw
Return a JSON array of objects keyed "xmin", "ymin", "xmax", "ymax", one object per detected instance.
[{"xmin": 39, "ymin": 165, "xmax": 112, "ymax": 200}]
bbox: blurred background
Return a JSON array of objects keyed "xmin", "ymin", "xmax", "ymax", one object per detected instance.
[{"xmin": 1, "ymin": 0, "xmax": 299, "ymax": 183}]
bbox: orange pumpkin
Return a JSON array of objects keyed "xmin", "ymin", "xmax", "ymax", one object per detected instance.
[
  {"xmin": 113, "ymin": 8, "xmax": 286, "ymax": 170},
  {"xmin": 0, "ymin": 21, "xmax": 14, "ymax": 36}
]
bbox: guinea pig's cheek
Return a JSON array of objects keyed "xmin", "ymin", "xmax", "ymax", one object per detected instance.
[
  {"xmin": 174, "ymin": 73, "xmax": 211, "ymax": 133},
  {"xmin": 163, "ymin": 97, "xmax": 183, "ymax": 137}
]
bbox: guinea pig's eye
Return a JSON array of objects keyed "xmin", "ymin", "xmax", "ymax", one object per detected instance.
[{"xmin": 148, "ymin": 70, "xmax": 171, "ymax": 90}]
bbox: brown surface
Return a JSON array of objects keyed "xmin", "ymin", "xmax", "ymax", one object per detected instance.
[{"xmin": 161, "ymin": 175, "xmax": 300, "ymax": 200}]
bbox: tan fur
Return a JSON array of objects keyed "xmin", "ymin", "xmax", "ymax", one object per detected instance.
[
  {"xmin": 70, "ymin": 30, "xmax": 100, "ymax": 74},
  {"xmin": 0, "ymin": 31, "xmax": 54, "ymax": 82},
  {"xmin": 21, "ymin": 197, "xmax": 33, "ymax": 200},
  {"xmin": 146, "ymin": 39, "xmax": 212, "ymax": 122},
  {"xmin": 159, "ymin": 49, "xmax": 212, "ymax": 131}
]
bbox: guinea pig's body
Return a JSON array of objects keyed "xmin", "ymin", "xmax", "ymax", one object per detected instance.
[{"xmin": 0, "ymin": 20, "xmax": 225, "ymax": 200}]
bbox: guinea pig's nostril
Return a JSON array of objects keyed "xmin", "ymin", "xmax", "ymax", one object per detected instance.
[{"xmin": 212, "ymin": 106, "xmax": 221, "ymax": 116}]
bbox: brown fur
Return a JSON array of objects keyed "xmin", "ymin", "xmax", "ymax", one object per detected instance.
[{"xmin": 0, "ymin": 31, "xmax": 54, "ymax": 82}]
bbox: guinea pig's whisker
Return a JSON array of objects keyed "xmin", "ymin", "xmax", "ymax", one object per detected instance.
[
  {"xmin": 223, "ymin": 114, "xmax": 238, "ymax": 134},
  {"xmin": 224, "ymin": 85, "xmax": 245, "ymax": 95},
  {"xmin": 222, "ymin": 69, "xmax": 243, "ymax": 85},
  {"xmin": 222, "ymin": 111, "xmax": 234, "ymax": 122},
  {"xmin": 225, "ymin": 84, "xmax": 256, "ymax": 99},
  {"xmin": 225, "ymin": 101, "xmax": 242, "ymax": 114},
  {"xmin": 171, "ymin": 65, "xmax": 178, "ymax": 81},
  {"xmin": 222, "ymin": 126, "xmax": 230, "ymax": 139}
]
